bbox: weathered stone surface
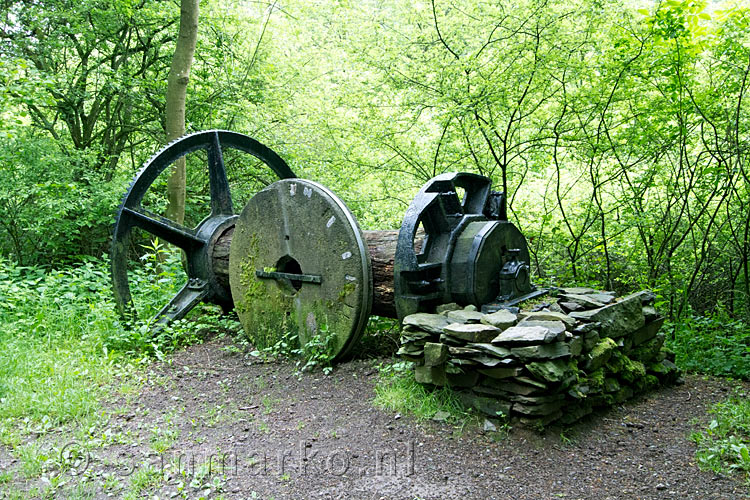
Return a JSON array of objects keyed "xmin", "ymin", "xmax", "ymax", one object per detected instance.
[
  {"xmin": 614, "ymin": 386, "xmax": 634, "ymax": 403},
  {"xmin": 560, "ymin": 293, "xmax": 605, "ymax": 309},
  {"xmin": 561, "ymin": 287, "xmax": 597, "ymax": 295},
  {"xmin": 559, "ymin": 301, "xmax": 583, "ymax": 312},
  {"xmin": 574, "ymin": 322, "xmax": 601, "ymax": 334},
  {"xmin": 435, "ymin": 302, "xmax": 461, "ymax": 314},
  {"xmin": 585, "ymin": 337, "xmax": 618, "ymax": 371},
  {"xmin": 492, "ymin": 325, "xmax": 562, "ymax": 345},
  {"xmin": 559, "ymin": 402, "xmax": 593, "ymax": 424},
  {"xmin": 468, "ymin": 355, "xmax": 510, "ymax": 367},
  {"xmin": 448, "ymin": 346, "xmax": 482, "ymax": 357},
  {"xmin": 415, "ymin": 365, "xmax": 447, "ymax": 386},
  {"xmin": 464, "ymin": 304, "xmax": 478, "ymax": 311},
  {"xmin": 466, "ymin": 343, "xmax": 513, "ymax": 359},
  {"xmin": 587, "ymin": 293, "xmax": 616, "ymax": 305},
  {"xmin": 526, "ymin": 359, "xmax": 571, "ymax": 383},
  {"xmin": 458, "ymin": 392, "xmax": 511, "ymax": 417},
  {"xmin": 519, "ymin": 410, "xmax": 564, "ymax": 427},
  {"xmin": 403, "ymin": 313, "xmax": 451, "ymax": 334},
  {"xmin": 570, "ymin": 294, "xmax": 645, "ymax": 338},
  {"xmin": 511, "ymin": 342, "xmax": 571, "ymax": 361},
  {"xmin": 396, "ymin": 346, "xmax": 423, "ymax": 363},
  {"xmin": 630, "ymin": 332, "xmax": 665, "ymax": 363},
  {"xmin": 583, "ymin": 330, "xmax": 601, "ymax": 352},
  {"xmin": 451, "ymin": 358, "xmax": 478, "ymax": 367},
  {"xmin": 477, "ymin": 377, "xmax": 546, "ymax": 396},
  {"xmin": 509, "ymin": 393, "xmax": 565, "ymax": 404},
  {"xmin": 514, "ymin": 376, "xmax": 549, "ymax": 389},
  {"xmin": 400, "ymin": 330, "xmax": 432, "ymax": 343},
  {"xmin": 629, "ymin": 290, "xmax": 656, "ymax": 305},
  {"xmin": 568, "ymin": 335, "xmax": 584, "ymax": 356},
  {"xmin": 632, "ymin": 317, "xmax": 665, "ymax": 346},
  {"xmin": 446, "ymin": 309, "xmax": 485, "ymax": 324},
  {"xmin": 605, "ymin": 350, "xmax": 625, "ymax": 373},
  {"xmin": 620, "ymin": 356, "xmax": 647, "ymax": 384},
  {"xmin": 518, "ymin": 311, "xmax": 576, "ymax": 329},
  {"xmin": 483, "ymin": 418, "xmax": 499, "ymax": 432},
  {"xmin": 517, "ymin": 319, "xmax": 566, "ymax": 336},
  {"xmin": 443, "ymin": 323, "xmax": 500, "ymax": 343},
  {"xmin": 604, "ymin": 377, "xmax": 621, "ymax": 393},
  {"xmin": 513, "ymin": 400, "xmax": 564, "ymax": 416},
  {"xmin": 423, "ymin": 342, "xmax": 448, "ymax": 366},
  {"xmin": 446, "ymin": 370, "xmax": 479, "ymax": 388},
  {"xmin": 478, "ymin": 366, "xmax": 523, "ymax": 379},
  {"xmin": 480, "ymin": 309, "xmax": 518, "ymax": 330},
  {"xmin": 642, "ymin": 305, "xmax": 658, "ymax": 322},
  {"xmin": 439, "ymin": 333, "xmax": 465, "ymax": 346},
  {"xmin": 548, "ymin": 302, "xmax": 563, "ymax": 313},
  {"xmin": 648, "ymin": 359, "xmax": 681, "ymax": 383}
]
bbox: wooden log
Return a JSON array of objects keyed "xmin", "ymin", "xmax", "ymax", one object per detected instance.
[
  {"xmin": 211, "ymin": 226, "xmax": 421, "ymax": 318},
  {"xmin": 363, "ymin": 230, "xmax": 399, "ymax": 317}
]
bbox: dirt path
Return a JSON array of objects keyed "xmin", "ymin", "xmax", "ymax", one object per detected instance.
[{"xmin": 75, "ymin": 336, "xmax": 745, "ymax": 500}]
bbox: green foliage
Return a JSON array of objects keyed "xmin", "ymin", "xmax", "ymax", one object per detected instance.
[
  {"xmin": 691, "ymin": 391, "xmax": 750, "ymax": 484},
  {"xmin": 248, "ymin": 327, "xmax": 337, "ymax": 376},
  {"xmin": 668, "ymin": 314, "xmax": 750, "ymax": 380},
  {"xmin": 0, "ymin": 129, "xmax": 125, "ymax": 264},
  {"xmin": 373, "ymin": 361, "xmax": 471, "ymax": 425},
  {"xmin": 0, "ymin": 255, "xmax": 217, "ymax": 425}
]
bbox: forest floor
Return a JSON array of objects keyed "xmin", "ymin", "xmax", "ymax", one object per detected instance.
[{"xmin": 1, "ymin": 335, "xmax": 749, "ymax": 500}]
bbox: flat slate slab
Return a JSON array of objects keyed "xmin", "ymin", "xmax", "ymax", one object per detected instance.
[
  {"xmin": 511, "ymin": 342, "xmax": 571, "ymax": 361},
  {"xmin": 516, "ymin": 319, "xmax": 566, "ymax": 336},
  {"xmin": 559, "ymin": 293, "xmax": 606, "ymax": 309},
  {"xmin": 443, "ymin": 323, "xmax": 500, "ymax": 343},
  {"xmin": 492, "ymin": 325, "xmax": 563, "ymax": 345},
  {"xmin": 518, "ymin": 311, "xmax": 576, "ymax": 329},
  {"xmin": 480, "ymin": 309, "xmax": 517, "ymax": 329},
  {"xmin": 445, "ymin": 309, "xmax": 485, "ymax": 324},
  {"xmin": 569, "ymin": 294, "xmax": 645, "ymax": 338},
  {"xmin": 403, "ymin": 313, "xmax": 451, "ymax": 334}
]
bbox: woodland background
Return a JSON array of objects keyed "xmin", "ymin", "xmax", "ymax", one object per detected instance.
[{"xmin": 0, "ymin": 0, "xmax": 749, "ymax": 375}]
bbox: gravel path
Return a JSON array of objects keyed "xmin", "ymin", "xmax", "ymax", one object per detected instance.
[
  {"xmin": 3, "ymin": 336, "xmax": 747, "ymax": 499},
  {"xmin": 103, "ymin": 337, "xmax": 748, "ymax": 500}
]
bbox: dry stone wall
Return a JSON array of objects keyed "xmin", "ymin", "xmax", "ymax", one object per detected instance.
[{"xmin": 397, "ymin": 288, "xmax": 681, "ymax": 426}]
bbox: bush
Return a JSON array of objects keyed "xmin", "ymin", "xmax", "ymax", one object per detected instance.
[
  {"xmin": 691, "ymin": 392, "xmax": 750, "ymax": 484},
  {"xmin": 667, "ymin": 313, "xmax": 750, "ymax": 380},
  {"xmin": 0, "ymin": 130, "xmax": 126, "ymax": 265}
]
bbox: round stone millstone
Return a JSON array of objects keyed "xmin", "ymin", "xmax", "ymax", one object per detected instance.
[{"xmin": 228, "ymin": 179, "xmax": 373, "ymax": 360}]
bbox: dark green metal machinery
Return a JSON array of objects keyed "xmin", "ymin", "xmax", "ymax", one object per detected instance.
[{"xmin": 111, "ymin": 131, "xmax": 541, "ymax": 359}]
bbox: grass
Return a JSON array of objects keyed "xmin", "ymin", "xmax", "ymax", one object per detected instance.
[
  {"xmin": 0, "ymin": 255, "xmax": 223, "ymax": 498},
  {"xmin": 690, "ymin": 390, "xmax": 750, "ymax": 484},
  {"xmin": 124, "ymin": 464, "xmax": 163, "ymax": 500},
  {"xmin": 373, "ymin": 361, "xmax": 473, "ymax": 426}
]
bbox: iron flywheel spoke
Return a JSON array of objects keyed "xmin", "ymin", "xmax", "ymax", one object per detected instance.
[
  {"xmin": 208, "ymin": 131, "xmax": 233, "ymax": 216},
  {"xmin": 122, "ymin": 207, "xmax": 206, "ymax": 250}
]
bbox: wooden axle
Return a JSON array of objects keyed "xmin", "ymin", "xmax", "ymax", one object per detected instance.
[{"xmin": 212, "ymin": 226, "xmax": 410, "ymax": 319}]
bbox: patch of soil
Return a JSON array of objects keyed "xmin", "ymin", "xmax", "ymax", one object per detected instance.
[{"xmin": 6, "ymin": 336, "xmax": 746, "ymax": 499}]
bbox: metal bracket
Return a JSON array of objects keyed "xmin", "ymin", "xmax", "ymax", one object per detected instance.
[{"xmin": 255, "ymin": 270, "xmax": 323, "ymax": 284}]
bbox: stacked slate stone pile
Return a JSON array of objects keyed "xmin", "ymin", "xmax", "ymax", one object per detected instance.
[{"xmin": 397, "ymin": 288, "xmax": 681, "ymax": 425}]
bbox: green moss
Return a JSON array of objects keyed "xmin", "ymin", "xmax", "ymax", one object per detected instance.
[
  {"xmin": 235, "ymin": 234, "xmax": 298, "ymax": 351},
  {"xmin": 619, "ymin": 355, "xmax": 647, "ymax": 384}
]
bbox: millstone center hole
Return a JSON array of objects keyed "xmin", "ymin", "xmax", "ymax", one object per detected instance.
[{"xmin": 276, "ymin": 255, "xmax": 303, "ymax": 291}]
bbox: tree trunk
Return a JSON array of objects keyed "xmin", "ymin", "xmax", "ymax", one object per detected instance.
[{"xmin": 164, "ymin": 0, "xmax": 199, "ymax": 224}]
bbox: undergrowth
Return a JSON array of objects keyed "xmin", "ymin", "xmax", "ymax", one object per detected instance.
[
  {"xmin": 690, "ymin": 390, "xmax": 750, "ymax": 485},
  {"xmin": 0, "ymin": 254, "xmax": 225, "ymax": 428},
  {"xmin": 373, "ymin": 361, "xmax": 475, "ymax": 428},
  {"xmin": 667, "ymin": 312, "xmax": 750, "ymax": 380}
]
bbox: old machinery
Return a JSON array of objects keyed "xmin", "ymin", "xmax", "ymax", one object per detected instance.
[{"xmin": 111, "ymin": 131, "xmax": 539, "ymax": 359}]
